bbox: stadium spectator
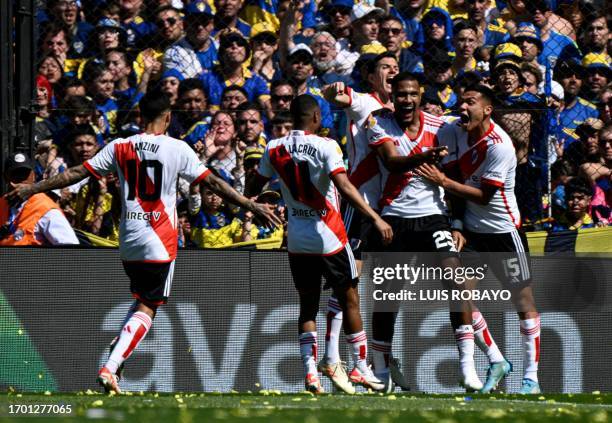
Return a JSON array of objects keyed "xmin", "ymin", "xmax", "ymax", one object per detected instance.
[
  {"xmin": 310, "ymin": 31, "xmax": 354, "ymax": 85},
  {"xmin": 582, "ymin": 12, "xmax": 611, "ymax": 57},
  {"xmin": 201, "ymin": 32, "xmax": 270, "ymax": 114},
  {"xmin": 527, "ymin": 0, "xmax": 581, "ymax": 66},
  {"xmin": 378, "ymin": 15, "xmax": 421, "ymax": 74},
  {"xmin": 283, "ymin": 44, "xmax": 334, "ymax": 135},
  {"xmin": 270, "ymin": 111, "xmax": 294, "ymax": 139},
  {"xmin": 452, "ymin": 20, "xmax": 481, "ymax": 77},
  {"xmin": 236, "ymin": 102, "xmax": 266, "ymax": 149},
  {"xmin": 417, "ymin": 8, "xmax": 454, "ymax": 57},
  {"xmin": 580, "ymin": 123, "xmax": 612, "ymax": 186},
  {"xmin": 213, "ymin": 0, "xmax": 251, "ymax": 38},
  {"xmin": 598, "ymin": 84, "xmax": 612, "ymax": 123},
  {"xmin": 550, "ymin": 159, "xmax": 578, "ymax": 217},
  {"xmin": 389, "ymin": 0, "xmax": 428, "ymax": 43},
  {"xmin": 39, "ymin": 24, "xmax": 78, "ymax": 75},
  {"xmin": 321, "ymin": 0, "xmax": 353, "ymax": 46},
  {"xmin": 250, "ymin": 22, "xmax": 280, "ymax": 83},
  {"xmin": 118, "ymin": 0, "xmax": 156, "ymax": 48},
  {"xmin": 161, "ymin": 2, "xmax": 212, "ymax": 79},
  {"xmin": 423, "ymin": 49, "xmax": 457, "ymax": 110},
  {"xmin": 521, "ymin": 62, "xmax": 543, "ymax": 96},
  {"xmin": 240, "ymin": 190, "xmax": 284, "ymax": 244},
  {"xmin": 159, "ymin": 69, "xmax": 184, "ymax": 106},
  {"xmin": 47, "ymin": 0, "xmax": 93, "ymax": 58},
  {"xmin": 59, "ymin": 76, "xmax": 87, "ymax": 99},
  {"xmin": 269, "ymin": 79, "xmax": 296, "ymax": 120},
  {"xmin": 171, "ymin": 78, "xmax": 210, "ymax": 152},
  {"xmin": 564, "ymin": 118, "xmax": 605, "ymax": 167},
  {"xmin": 0, "ymin": 152, "xmax": 79, "ymax": 246},
  {"xmin": 221, "ymin": 85, "xmax": 249, "ymax": 118},
  {"xmin": 154, "ymin": 6, "xmax": 184, "ymax": 52},
  {"xmin": 88, "ymin": 18, "xmax": 128, "ymax": 59},
  {"xmin": 82, "ymin": 61, "xmax": 119, "ymax": 135},
  {"xmin": 582, "ymin": 53, "xmax": 611, "ymax": 105},
  {"xmin": 555, "ymin": 59, "xmax": 600, "ymax": 148},
  {"xmin": 512, "ymin": 23, "xmax": 544, "ymax": 74},
  {"xmin": 466, "ymin": 0, "xmax": 509, "ymax": 52},
  {"xmin": 349, "ymin": 3, "xmax": 384, "ymax": 53},
  {"xmin": 37, "ymin": 54, "xmax": 64, "ymax": 89},
  {"xmin": 552, "ymin": 177, "xmax": 597, "ymax": 231},
  {"xmin": 105, "ymin": 49, "xmax": 138, "ymax": 105}
]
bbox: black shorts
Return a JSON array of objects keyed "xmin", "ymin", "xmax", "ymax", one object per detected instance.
[
  {"xmin": 123, "ymin": 260, "xmax": 176, "ymax": 306},
  {"xmin": 289, "ymin": 244, "xmax": 359, "ymax": 291},
  {"xmin": 462, "ymin": 229, "xmax": 532, "ymax": 289},
  {"xmin": 342, "ymin": 204, "xmax": 372, "ymax": 260},
  {"xmin": 368, "ymin": 214, "xmax": 458, "ymax": 254}
]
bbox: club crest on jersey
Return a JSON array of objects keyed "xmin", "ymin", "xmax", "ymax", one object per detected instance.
[{"xmin": 471, "ymin": 148, "xmax": 479, "ymax": 165}]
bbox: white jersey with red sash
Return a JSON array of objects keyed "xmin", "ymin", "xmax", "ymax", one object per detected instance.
[
  {"xmin": 84, "ymin": 133, "xmax": 210, "ymax": 262},
  {"xmin": 344, "ymin": 88, "xmax": 386, "ymax": 206},
  {"xmin": 367, "ymin": 110, "xmax": 448, "ymax": 218},
  {"xmin": 439, "ymin": 121, "xmax": 521, "ymax": 233},
  {"xmin": 258, "ymin": 130, "xmax": 348, "ymax": 255}
]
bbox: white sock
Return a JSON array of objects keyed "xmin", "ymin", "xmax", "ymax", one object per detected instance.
[
  {"xmin": 105, "ymin": 311, "xmax": 152, "ymax": 374},
  {"xmin": 472, "ymin": 311, "xmax": 505, "ymax": 364},
  {"xmin": 324, "ymin": 297, "xmax": 343, "ymax": 364},
  {"xmin": 299, "ymin": 332, "xmax": 318, "ymax": 375},
  {"xmin": 371, "ymin": 339, "xmax": 392, "ymax": 376},
  {"xmin": 346, "ymin": 331, "xmax": 368, "ymax": 373},
  {"xmin": 455, "ymin": 325, "xmax": 476, "ymax": 376},
  {"xmin": 520, "ymin": 317, "xmax": 540, "ymax": 383}
]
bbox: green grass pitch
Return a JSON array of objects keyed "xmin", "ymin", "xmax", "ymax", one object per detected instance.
[{"xmin": 1, "ymin": 392, "xmax": 611, "ymax": 422}]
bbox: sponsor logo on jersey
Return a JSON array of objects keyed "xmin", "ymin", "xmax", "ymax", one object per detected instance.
[
  {"xmin": 125, "ymin": 211, "xmax": 162, "ymax": 221},
  {"xmin": 290, "ymin": 207, "xmax": 328, "ymax": 217}
]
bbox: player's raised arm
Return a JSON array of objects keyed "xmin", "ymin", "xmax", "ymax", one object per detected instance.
[
  {"xmin": 330, "ymin": 171, "xmax": 393, "ymax": 245},
  {"xmin": 6, "ymin": 164, "xmax": 90, "ymax": 204},
  {"xmin": 322, "ymin": 82, "xmax": 351, "ymax": 108},
  {"xmin": 201, "ymin": 171, "xmax": 282, "ymax": 228}
]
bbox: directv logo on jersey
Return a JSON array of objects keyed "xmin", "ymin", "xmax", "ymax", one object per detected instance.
[
  {"xmin": 125, "ymin": 211, "xmax": 162, "ymax": 221},
  {"xmin": 291, "ymin": 207, "xmax": 327, "ymax": 217}
]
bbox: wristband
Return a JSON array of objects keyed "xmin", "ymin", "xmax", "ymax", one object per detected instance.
[{"xmin": 451, "ymin": 219, "xmax": 463, "ymax": 231}]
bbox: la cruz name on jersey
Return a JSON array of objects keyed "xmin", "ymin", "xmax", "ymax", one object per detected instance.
[
  {"xmin": 367, "ymin": 110, "xmax": 447, "ymax": 218},
  {"xmin": 439, "ymin": 121, "xmax": 521, "ymax": 233},
  {"xmin": 258, "ymin": 130, "xmax": 348, "ymax": 255},
  {"xmin": 84, "ymin": 133, "xmax": 210, "ymax": 262},
  {"xmin": 344, "ymin": 88, "xmax": 386, "ymax": 206}
]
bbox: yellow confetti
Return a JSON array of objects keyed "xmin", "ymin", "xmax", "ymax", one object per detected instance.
[
  {"xmin": 44, "ymin": 391, "xmax": 51, "ymax": 396},
  {"xmin": 91, "ymin": 400, "xmax": 104, "ymax": 407},
  {"xmin": 387, "ymin": 395, "xmax": 397, "ymax": 400},
  {"xmin": 176, "ymin": 398, "xmax": 184, "ymax": 404},
  {"xmin": 483, "ymin": 409, "xmax": 507, "ymax": 419},
  {"xmin": 18, "ymin": 329, "xmax": 23, "ymax": 335},
  {"xmin": 292, "ymin": 397, "xmax": 302, "ymax": 402},
  {"xmin": 38, "ymin": 374, "xmax": 43, "ymax": 379},
  {"xmin": 592, "ymin": 391, "xmax": 601, "ymax": 395},
  {"xmin": 86, "ymin": 389, "xmax": 95, "ymax": 395},
  {"xmin": 188, "ymin": 347, "xmax": 192, "ymax": 353},
  {"xmin": 538, "ymin": 396, "xmax": 546, "ymax": 400},
  {"xmin": 255, "ymin": 383, "xmax": 261, "ymax": 388}
]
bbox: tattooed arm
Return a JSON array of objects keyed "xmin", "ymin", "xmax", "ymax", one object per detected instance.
[
  {"xmin": 7, "ymin": 165, "xmax": 91, "ymax": 204},
  {"xmin": 201, "ymin": 172, "xmax": 282, "ymax": 228}
]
